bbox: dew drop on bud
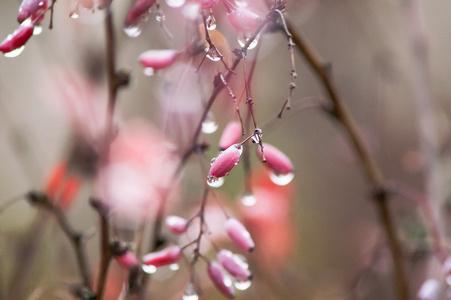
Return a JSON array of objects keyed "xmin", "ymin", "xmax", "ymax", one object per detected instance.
[
  {"xmin": 234, "ymin": 279, "xmax": 252, "ymax": 290},
  {"xmin": 206, "ymin": 14, "xmax": 216, "ymax": 30},
  {"xmin": 235, "ymin": 0, "xmax": 247, "ymax": 7},
  {"xmin": 169, "ymin": 263, "xmax": 180, "ymax": 271},
  {"xmin": 205, "ymin": 47, "xmax": 221, "ymax": 62},
  {"xmin": 269, "ymin": 171, "xmax": 294, "ymax": 186},
  {"xmin": 143, "ymin": 67, "xmax": 154, "ymax": 76},
  {"xmin": 124, "ymin": 25, "xmax": 142, "ymax": 38},
  {"xmin": 155, "ymin": 13, "xmax": 165, "ymax": 23},
  {"xmin": 4, "ymin": 46, "xmax": 25, "ymax": 58},
  {"xmin": 237, "ymin": 33, "xmax": 259, "ymax": 50},
  {"xmin": 33, "ymin": 25, "xmax": 43, "ymax": 35},
  {"xmin": 207, "ymin": 175, "xmax": 224, "ymax": 188},
  {"xmin": 142, "ymin": 264, "xmax": 157, "ymax": 274},
  {"xmin": 202, "ymin": 113, "xmax": 218, "ymax": 134},
  {"xmin": 165, "ymin": 0, "xmax": 185, "ymax": 8},
  {"xmin": 183, "ymin": 283, "xmax": 199, "ymax": 300},
  {"xmin": 241, "ymin": 193, "xmax": 256, "ymax": 206}
]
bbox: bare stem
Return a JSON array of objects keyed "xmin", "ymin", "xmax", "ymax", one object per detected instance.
[{"xmin": 286, "ymin": 20, "xmax": 408, "ymax": 300}]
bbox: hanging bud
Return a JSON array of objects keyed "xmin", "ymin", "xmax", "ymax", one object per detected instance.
[
  {"xmin": 125, "ymin": 0, "xmax": 156, "ymax": 28},
  {"xmin": 207, "ymin": 261, "xmax": 235, "ymax": 299},
  {"xmin": 0, "ymin": 24, "xmax": 34, "ymax": 55},
  {"xmin": 225, "ymin": 218, "xmax": 255, "ymax": 252},
  {"xmin": 227, "ymin": 7, "xmax": 262, "ymax": 33},
  {"xmin": 219, "ymin": 121, "xmax": 242, "ymax": 151},
  {"xmin": 258, "ymin": 143, "xmax": 294, "ymax": 175},
  {"xmin": 114, "ymin": 250, "xmax": 139, "ymax": 270},
  {"xmin": 142, "ymin": 245, "xmax": 182, "ymax": 267},
  {"xmin": 165, "ymin": 215, "xmax": 188, "ymax": 234},
  {"xmin": 209, "ymin": 144, "xmax": 242, "ymax": 179},
  {"xmin": 139, "ymin": 49, "xmax": 178, "ymax": 70},
  {"xmin": 17, "ymin": 0, "xmax": 48, "ymax": 24},
  {"xmin": 217, "ymin": 249, "xmax": 251, "ymax": 281},
  {"xmin": 196, "ymin": 0, "xmax": 219, "ymax": 10}
]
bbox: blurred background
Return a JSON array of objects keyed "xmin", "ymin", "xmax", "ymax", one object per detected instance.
[{"xmin": 1, "ymin": 0, "xmax": 451, "ymax": 299}]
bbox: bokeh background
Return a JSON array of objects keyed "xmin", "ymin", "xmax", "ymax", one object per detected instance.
[{"xmin": 1, "ymin": 0, "xmax": 451, "ymax": 299}]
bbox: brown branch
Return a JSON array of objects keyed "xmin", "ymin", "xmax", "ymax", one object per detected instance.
[{"xmin": 286, "ymin": 20, "xmax": 409, "ymax": 300}]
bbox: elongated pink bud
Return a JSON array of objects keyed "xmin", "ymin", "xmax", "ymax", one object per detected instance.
[
  {"xmin": 217, "ymin": 249, "xmax": 251, "ymax": 281},
  {"xmin": 225, "ymin": 218, "xmax": 255, "ymax": 252},
  {"xmin": 142, "ymin": 245, "xmax": 182, "ymax": 267},
  {"xmin": 165, "ymin": 215, "xmax": 188, "ymax": 234},
  {"xmin": 139, "ymin": 49, "xmax": 178, "ymax": 70},
  {"xmin": 17, "ymin": 0, "xmax": 48, "ymax": 23},
  {"xmin": 227, "ymin": 7, "xmax": 262, "ymax": 33},
  {"xmin": 219, "ymin": 122, "xmax": 242, "ymax": 151},
  {"xmin": 209, "ymin": 144, "xmax": 242, "ymax": 179},
  {"xmin": 207, "ymin": 261, "xmax": 235, "ymax": 299},
  {"xmin": 125, "ymin": 0, "xmax": 156, "ymax": 28},
  {"xmin": 0, "ymin": 24, "xmax": 34, "ymax": 55},
  {"xmin": 114, "ymin": 250, "xmax": 139, "ymax": 270},
  {"xmin": 196, "ymin": 0, "xmax": 219, "ymax": 10},
  {"xmin": 258, "ymin": 143, "xmax": 293, "ymax": 175}
]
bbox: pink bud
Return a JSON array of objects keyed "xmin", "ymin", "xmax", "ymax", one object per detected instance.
[
  {"xmin": 258, "ymin": 143, "xmax": 294, "ymax": 175},
  {"xmin": 17, "ymin": 0, "xmax": 48, "ymax": 24},
  {"xmin": 207, "ymin": 261, "xmax": 235, "ymax": 299},
  {"xmin": 217, "ymin": 249, "xmax": 251, "ymax": 281},
  {"xmin": 142, "ymin": 245, "xmax": 182, "ymax": 267},
  {"xmin": 165, "ymin": 215, "xmax": 188, "ymax": 234},
  {"xmin": 114, "ymin": 250, "xmax": 139, "ymax": 270},
  {"xmin": 209, "ymin": 144, "xmax": 242, "ymax": 179},
  {"xmin": 125, "ymin": 0, "xmax": 156, "ymax": 28},
  {"xmin": 227, "ymin": 7, "xmax": 262, "ymax": 33},
  {"xmin": 97, "ymin": 0, "xmax": 113, "ymax": 9},
  {"xmin": 0, "ymin": 24, "xmax": 34, "ymax": 55},
  {"xmin": 139, "ymin": 49, "xmax": 178, "ymax": 70},
  {"xmin": 196, "ymin": 0, "xmax": 219, "ymax": 10},
  {"xmin": 219, "ymin": 122, "xmax": 242, "ymax": 151},
  {"xmin": 225, "ymin": 218, "xmax": 255, "ymax": 252}
]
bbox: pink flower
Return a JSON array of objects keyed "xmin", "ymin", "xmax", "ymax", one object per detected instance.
[
  {"xmin": 165, "ymin": 215, "xmax": 188, "ymax": 234},
  {"xmin": 142, "ymin": 245, "xmax": 182, "ymax": 267},
  {"xmin": 17, "ymin": 0, "xmax": 48, "ymax": 23},
  {"xmin": 217, "ymin": 249, "xmax": 251, "ymax": 281},
  {"xmin": 114, "ymin": 251, "xmax": 139, "ymax": 270},
  {"xmin": 196, "ymin": 0, "xmax": 219, "ymax": 10},
  {"xmin": 207, "ymin": 261, "xmax": 235, "ymax": 299},
  {"xmin": 209, "ymin": 144, "xmax": 242, "ymax": 179},
  {"xmin": 225, "ymin": 218, "xmax": 255, "ymax": 252},
  {"xmin": 0, "ymin": 24, "xmax": 34, "ymax": 55},
  {"xmin": 139, "ymin": 50, "xmax": 178, "ymax": 70},
  {"xmin": 227, "ymin": 7, "xmax": 262, "ymax": 33},
  {"xmin": 125, "ymin": 0, "xmax": 156, "ymax": 28},
  {"xmin": 258, "ymin": 143, "xmax": 294, "ymax": 175},
  {"xmin": 219, "ymin": 121, "xmax": 242, "ymax": 151}
]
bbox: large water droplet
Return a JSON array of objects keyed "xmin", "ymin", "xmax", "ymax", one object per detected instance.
[
  {"xmin": 202, "ymin": 114, "xmax": 218, "ymax": 134},
  {"xmin": 143, "ymin": 67, "xmax": 154, "ymax": 76},
  {"xmin": 142, "ymin": 264, "xmax": 157, "ymax": 274},
  {"xmin": 235, "ymin": 144, "xmax": 243, "ymax": 155},
  {"xmin": 169, "ymin": 263, "xmax": 180, "ymax": 271},
  {"xmin": 235, "ymin": 279, "xmax": 252, "ymax": 290},
  {"xmin": 165, "ymin": 0, "xmax": 185, "ymax": 7},
  {"xmin": 205, "ymin": 47, "xmax": 221, "ymax": 62},
  {"xmin": 183, "ymin": 283, "xmax": 199, "ymax": 300},
  {"xmin": 124, "ymin": 25, "xmax": 142, "ymax": 38},
  {"xmin": 4, "ymin": 46, "xmax": 25, "ymax": 58},
  {"xmin": 206, "ymin": 14, "xmax": 216, "ymax": 30},
  {"xmin": 183, "ymin": 294, "xmax": 199, "ymax": 300},
  {"xmin": 207, "ymin": 176, "xmax": 224, "ymax": 188},
  {"xmin": 241, "ymin": 194, "xmax": 257, "ymax": 206},
  {"xmin": 33, "ymin": 25, "xmax": 43, "ymax": 35},
  {"xmin": 70, "ymin": 11, "xmax": 80, "ymax": 19},
  {"xmin": 269, "ymin": 172, "xmax": 294, "ymax": 186},
  {"xmin": 237, "ymin": 33, "xmax": 259, "ymax": 50}
]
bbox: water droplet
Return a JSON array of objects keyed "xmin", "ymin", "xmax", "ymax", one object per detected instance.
[
  {"xmin": 223, "ymin": 274, "xmax": 233, "ymax": 287},
  {"xmin": 237, "ymin": 33, "xmax": 259, "ymax": 50},
  {"xmin": 156, "ymin": 13, "xmax": 166, "ymax": 23},
  {"xmin": 207, "ymin": 176, "xmax": 224, "ymax": 188},
  {"xmin": 124, "ymin": 25, "xmax": 142, "ymax": 38},
  {"xmin": 169, "ymin": 263, "xmax": 180, "ymax": 271},
  {"xmin": 269, "ymin": 172, "xmax": 294, "ymax": 186},
  {"xmin": 210, "ymin": 157, "xmax": 217, "ymax": 165},
  {"xmin": 142, "ymin": 264, "xmax": 157, "ymax": 274},
  {"xmin": 202, "ymin": 114, "xmax": 218, "ymax": 134},
  {"xmin": 165, "ymin": 0, "xmax": 185, "ymax": 8},
  {"xmin": 235, "ymin": 144, "xmax": 243, "ymax": 155},
  {"xmin": 4, "ymin": 46, "xmax": 25, "ymax": 58},
  {"xmin": 235, "ymin": 0, "xmax": 248, "ymax": 7},
  {"xmin": 182, "ymin": 3, "xmax": 199, "ymax": 20},
  {"xmin": 70, "ymin": 11, "xmax": 80, "ymax": 19},
  {"xmin": 143, "ymin": 67, "xmax": 154, "ymax": 76},
  {"xmin": 241, "ymin": 194, "xmax": 257, "ymax": 206},
  {"xmin": 183, "ymin": 294, "xmax": 199, "ymax": 300},
  {"xmin": 206, "ymin": 14, "xmax": 216, "ymax": 30},
  {"xmin": 33, "ymin": 25, "xmax": 43, "ymax": 35},
  {"xmin": 183, "ymin": 283, "xmax": 199, "ymax": 300},
  {"xmin": 235, "ymin": 279, "xmax": 252, "ymax": 290},
  {"xmin": 205, "ymin": 47, "xmax": 221, "ymax": 62}
]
